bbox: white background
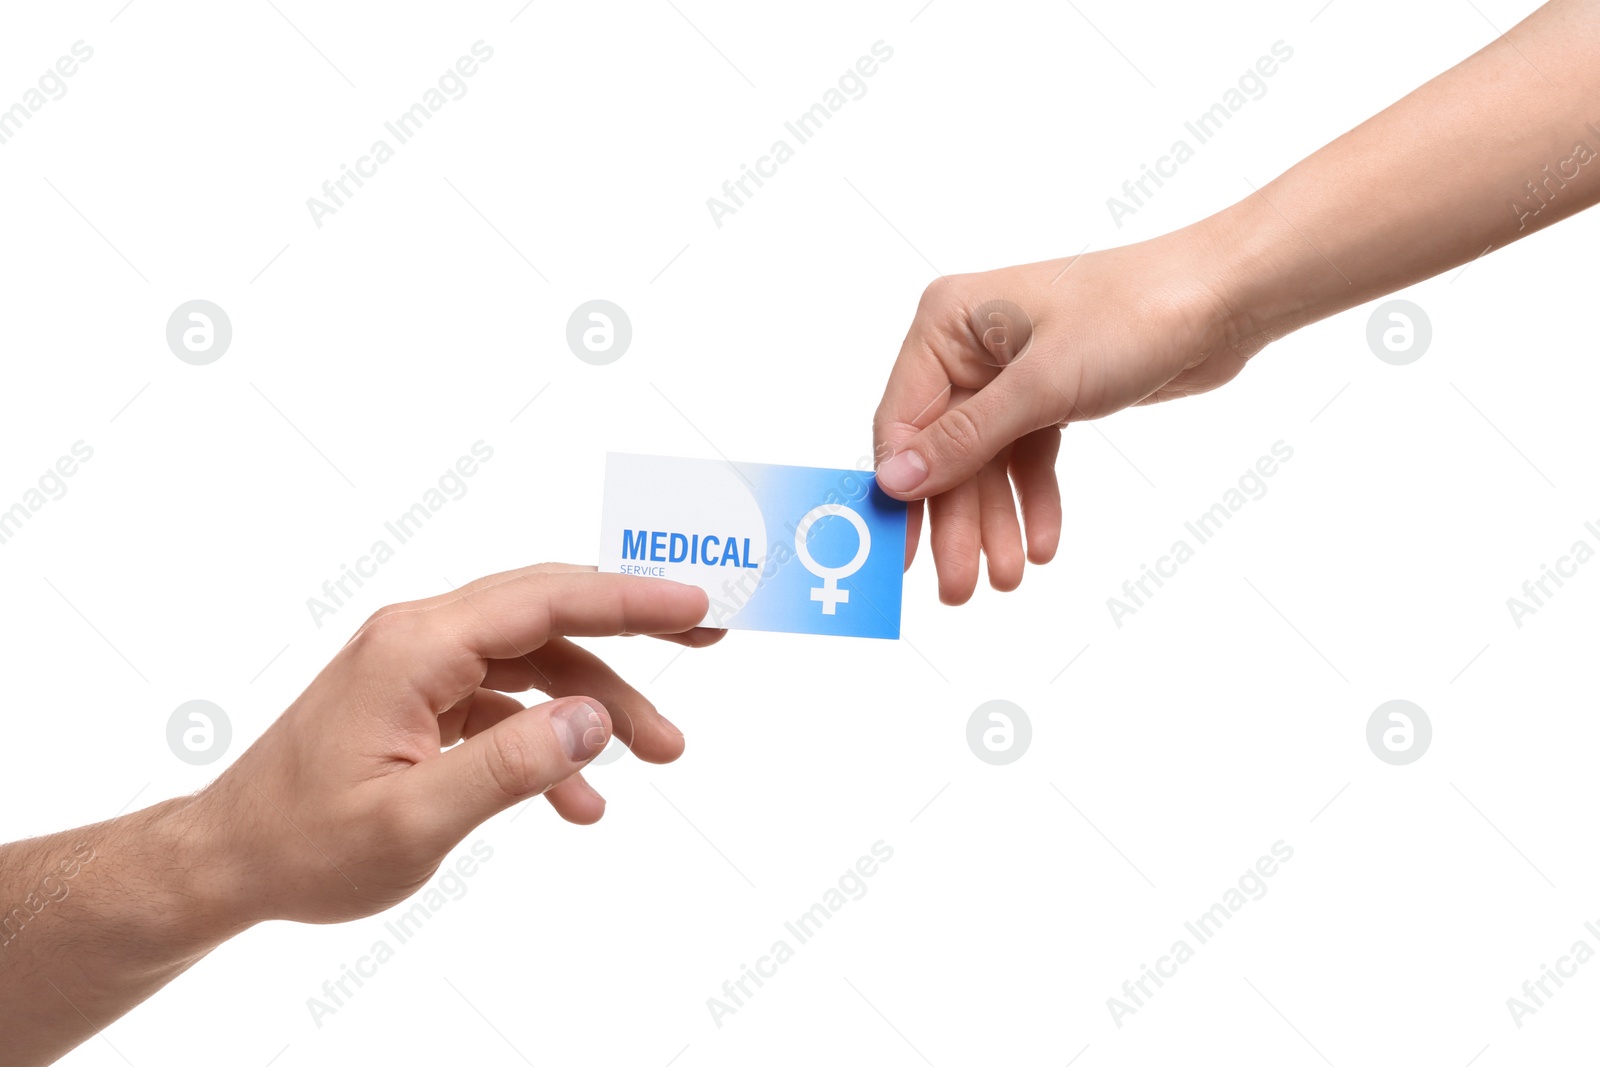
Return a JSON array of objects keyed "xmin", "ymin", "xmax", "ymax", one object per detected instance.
[{"xmin": 3, "ymin": 0, "xmax": 1597, "ymax": 1063}]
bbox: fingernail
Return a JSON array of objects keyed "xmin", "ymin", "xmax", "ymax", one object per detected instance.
[
  {"xmin": 876, "ymin": 450, "xmax": 928, "ymax": 494},
  {"xmin": 552, "ymin": 702, "xmax": 608, "ymax": 762}
]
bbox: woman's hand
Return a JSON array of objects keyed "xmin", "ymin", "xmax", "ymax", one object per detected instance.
[{"xmin": 872, "ymin": 225, "xmax": 1255, "ymax": 603}]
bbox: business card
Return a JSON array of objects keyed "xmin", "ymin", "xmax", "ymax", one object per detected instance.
[{"xmin": 598, "ymin": 453, "xmax": 906, "ymax": 639}]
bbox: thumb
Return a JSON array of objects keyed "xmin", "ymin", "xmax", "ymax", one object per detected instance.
[
  {"xmin": 405, "ymin": 696, "xmax": 611, "ymax": 851},
  {"xmin": 874, "ymin": 371, "xmax": 1050, "ymax": 500}
]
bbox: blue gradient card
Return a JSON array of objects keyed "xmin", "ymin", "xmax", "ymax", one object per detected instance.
[{"xmin": 599, "ymin": 453, "xmax": 906, "ymax": 639}]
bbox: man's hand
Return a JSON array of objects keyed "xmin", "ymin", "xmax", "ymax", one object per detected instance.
[
  {"xmin": 872, "ymin": 231, "xmax": 1253, "ymax": 604},
  {"xmin": 200, "ymin": 563, "xmax": 722, "ymax": 925},
  {"xmin": 0, "ymin": 564, "xmax": 721, "ymax": 1064}
]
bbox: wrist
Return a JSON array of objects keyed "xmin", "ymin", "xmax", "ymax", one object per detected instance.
[
  {"xmin": 1189, "ymin": 186, "xmax": 1379, "ymax": 352},
  {"xmin": 116, "ymin": 796, "xmax": 258, "ymax": 954},
  {"xmin": 1137, "ymin": 215, "xmax": 1265, "ymax": 362},
  {"xmin": 1183, "ymin": 200, "xmax": 1286, "ymax": 353}
]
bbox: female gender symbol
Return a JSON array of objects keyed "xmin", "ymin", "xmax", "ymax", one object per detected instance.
[{"xmin": 793, "ymin": 504, "xmax": 872, "ymax": 614}]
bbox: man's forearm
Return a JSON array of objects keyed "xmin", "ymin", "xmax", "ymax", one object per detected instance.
[
  {"xmin": 1203, "ymin": 0, "xmax": 1600, "ymax": 345},
  {"xmin": 0, "ymin": 798, "xmax": 243, "ymax": 1065},
  {"xmin": 0, "ymin": 566, "xmax": 705, "ymax": 1064}
]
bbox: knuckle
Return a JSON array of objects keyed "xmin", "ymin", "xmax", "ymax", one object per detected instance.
[
  {"xmin": 935, "ymin": 405, "xmax": 986, "ymax": 460},
  {"xmin": 870, "ymin": 411, "xmax": 906, "ymax": 461},
  {"xmin": 483, "ymin": 727, "xmax": 544, "ymax": 800},
  {"xmin": 935, "ymin": 526, "xmax": 981, "ymax": 569},
  {"xmin": 351, "ymin": 603, "xmax": 424, "ymax": 650},
  {"xmin": 917, "ymin": 275, "xmax": 954, "ymax": 311},
  {"xmin": 872, "ymin": 437, "xmax": 897, "ymax": 468},
  {"xmin": 918, "ymin": 273, "xmax": 969, "ymax": 312}
]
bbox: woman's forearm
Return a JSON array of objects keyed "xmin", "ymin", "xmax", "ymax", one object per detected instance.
[
  {"xmin": 871, "ymin": 1, "xmax": 1600, "ymax": 600},
  {"xmin": 1203, "ymin": 0, "xmax": 1600, "ymax": 345}
]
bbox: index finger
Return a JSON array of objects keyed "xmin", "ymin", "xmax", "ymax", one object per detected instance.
[
  {"xmin": 457, "ymin": 563, "xmax": 726, "ymax": 647},
  {"xmin": 352, "ymin": 571, "xmax": 710, "ymax": 712},
  {"xmin": 438, "ymin": 563, "xmax": 726, "ymax": 648},
  {"xmin": 441, "ymin": 571, "xmax": 712, "ymax": 656}
]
